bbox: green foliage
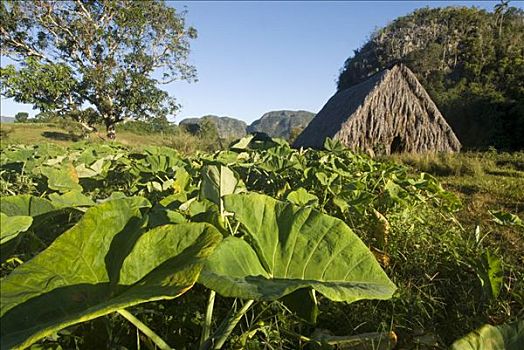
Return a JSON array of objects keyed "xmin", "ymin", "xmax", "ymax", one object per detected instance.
[
  {"xmin": 39, "ymin": 162, "xmax": 82, "ymax": 193},
  {"xmin": 0, "ymin": 212, "xmax": 32, "ymax": 245},
  {"xmin": 0, "ymin": 1, "xmax": 197, "ymax": 138},
  {"xmin": 198, "ymin": 119, "xmax": 220, "ymax": 143},
  {"xmin": 180, "ymin": 118, "xmax": 222, "ymax": 150},
  {"xmin": 199, "ymin": 165, "xmax": 246, "ymax": 207},
  {"xmin": 1, "ymin": 59, "xmax": 78, "ymax": 115},
  {"xmin": 14, "ymin": 112, "xmax": 28, "ymax": 123},
  {"xmin": 200, "ymin": 192, "xmax": 397, "ymax": 302},
  {"xmin": 286, "ymin": 187, "xmax": 319, "ymax": 207},
  {"xmin": 337, "ymin": 5, "xmax": 524, "ymax": 150},
  {"xmin": 0, "ymin": 139, "xmax": 521, "ymax": 348},
  {"xmin": 0, "ymin": 197, "xmax": 222, "ymax": 349},
  {"xmin": 34, "ymin": 111, "xmax": 60, "ymax": 123},
  {"xmin": 451, "ymin": 319, "xmax": 524, "ymax": 350},
  {"xmin": 116, "ymin": 116, "xmax": 177, "ymax": 135},
  {"xmin": 490, "ymin": 210, "xmax": 524, "ymax": 227}
]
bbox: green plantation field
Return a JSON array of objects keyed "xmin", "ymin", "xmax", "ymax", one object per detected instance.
[{"xmin": 0, "ymin": 136, "xmax": 522, "ymax": 349}]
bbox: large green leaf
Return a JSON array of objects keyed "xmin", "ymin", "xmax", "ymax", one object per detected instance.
[
  {"xmin": 199, "ymin": 193, "xmax": 396, "ymax": 302},
  {"xmin": 47, "ymin": 191, "xmax": 95, "ymax": 209},
  {"xmin": 0, "ymin": 195, "xmax": 56, "ymax": 217},
  {"xmin": 451, "ymin": 320, "xmax": 524, "ymax": 350},
  {"xmin": 476, "ymin": 250, "xmax": 503, "ymax": 300},
  {"xmin": 1, "ymin": 196, "xmax": 56, "ymax": 262},
  {"xmin": 229, "ymin": 134, "xmax": 255, "ymax": 150},
  {"xmin": 0, "ymin": 195, "xmax": 97, "ymax": 261},
  {"xmin": 0, "ymin": 213, "xmax": 33, "ymax": 245},
  {"xmin": 286, "ymin": 187, "xmax": 319, "ymax": 207},
  {"xmin": 40, "ymin": 163, "xmax": 83, "ymax": 193},
  {"xmin": 199, "ymin": 165, "xmax": 246, "ymax": 206},
  {"xmin": 0, "ymin": 198, "xmax": 222, "ymax": 349},
  {"xmin": 75, "ymin": 159, "xmax": 109, "ymax": 178}
]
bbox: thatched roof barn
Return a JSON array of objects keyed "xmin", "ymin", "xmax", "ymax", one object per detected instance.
[{"xmin": 293, "ymin": 65, "xmax": 461, "ymax": 153}]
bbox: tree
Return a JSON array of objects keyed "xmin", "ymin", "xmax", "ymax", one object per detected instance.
[
  {"xmin": 0, "ymin": 0, "xmax": 197, "ymax": 139},
  {"xmin": 494, "ymin": 0, "xmax": 511, "ymax": 37},
  {"xmin": 14, "ymin": 111, "xmax": 28, "ymax": 123},
  {"xmin": 198, "ymin": 118, "xmax": 220, "ymax": 142},
  {"xmin": 288, "ymin": 126, "xmax": 304, "ymax": 144}
]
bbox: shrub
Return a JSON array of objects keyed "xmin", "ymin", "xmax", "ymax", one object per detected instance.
[{"xmin": 14, "ymin": 112, "xmax": 29, "ymax": 123}]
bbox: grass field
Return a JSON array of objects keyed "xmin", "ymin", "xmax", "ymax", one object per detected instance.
[
  {"xmin": 1, "ymin": 122, "xmax": 173, "ymax": 148},
  {"xmin": 392, "ymin": 152, "xmax": 524, "ymax": 258}
]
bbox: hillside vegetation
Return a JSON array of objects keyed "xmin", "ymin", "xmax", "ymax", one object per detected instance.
[{"xmin": 338, "ymin": 6, "xmax": 524, "ymax": 150}]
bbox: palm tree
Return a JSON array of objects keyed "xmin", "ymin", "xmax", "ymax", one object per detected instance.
[{"xmin": 494, "ymin": 0, "xmax": 510, "ymax": 37}]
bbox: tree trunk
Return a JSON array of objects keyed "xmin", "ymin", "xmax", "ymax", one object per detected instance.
[
  {"xmin": 78, "ymin": 121, "xmax": 97, "ymax": 133},
  {"xmin": 105, "ymin": 121, "xmax": 116, "ymax": 140}
]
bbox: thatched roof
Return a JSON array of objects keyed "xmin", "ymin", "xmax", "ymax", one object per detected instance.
[{"xmin": 293, "ymin": 65, "xmax": 461, "ymax": 153}]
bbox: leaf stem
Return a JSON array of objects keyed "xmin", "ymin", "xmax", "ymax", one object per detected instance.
[
  {"xmin": 117, "ymin": 309, "xmax": 172, "ymax": 350},
  {"xmin": 200, "ymin": 289, "xmax": 216, "ymax": 347},
  {"xmin": 200, "ymin": 299, "xmax": 255, "ymax": 350}
]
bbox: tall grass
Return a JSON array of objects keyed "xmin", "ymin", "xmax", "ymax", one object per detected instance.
[
  {"xmin": 388, "ymin": 152, "xmax": 488, "ymax": 177},
  {"xmin": 388, "ymin": 151, "xmax": 524, "ymax": 181}
]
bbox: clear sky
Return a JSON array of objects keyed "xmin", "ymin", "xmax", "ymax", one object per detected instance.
[{"xmin": 0, "ymin": 1, "xmax": 517, "ymax": 124}]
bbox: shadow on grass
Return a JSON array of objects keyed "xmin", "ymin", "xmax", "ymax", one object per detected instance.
[
  {"xmin": 41, "ymin": 131, "xmax": 81, "ymax": 142},
  {"xmin": 446, "ymin": 183, "xmax": 480, "ymax": 195}
]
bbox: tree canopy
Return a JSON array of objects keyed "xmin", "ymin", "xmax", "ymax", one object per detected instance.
[
  {"xmin": 337, "ymin": 5, "xmax": 524, "ymax": 150},
  {"xmin": 14, "ymin": 112, "xmax": 28, "ymax": 123},
  {"xmin": 0, "ymin": 0, "xmax": 197, "ymax": 138}
]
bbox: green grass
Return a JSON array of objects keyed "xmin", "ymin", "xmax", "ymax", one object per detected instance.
[
  {"xmin": 381, "ymin": 151, "xmax": 524, "ymax": 346},
  {"xmin": 391, "ymin": 152, "xmax": 523, "ymax": 254},
  {"xmin": 0, "ymin": 122, "xmax": 224, "ymax": 154}
]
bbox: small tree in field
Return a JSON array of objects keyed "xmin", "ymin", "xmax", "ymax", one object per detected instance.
[
  {"xmin": 0, "ymin": 0, "xmax": 197, "ymax": 139},
  {"xmin": 14, "ymin": 111, "xmax": 28, "ymax": 123}
]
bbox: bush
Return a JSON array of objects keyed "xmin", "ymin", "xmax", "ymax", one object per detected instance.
[
  {"xmin": 15, "ymin": 112, "xmax": 29, "ymax": 123},
  {"xmin": 116, "ymin": 117, "xmax": 177, "ymax": 135},
  {"xmin": 165, "ymin": 127, "xmax": 222, "ymax": 154},
  {"xmin": 34, "ymin": 112, "xmax": 61, "ymax": 123}
]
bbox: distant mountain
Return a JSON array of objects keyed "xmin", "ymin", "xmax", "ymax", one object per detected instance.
[
  {"xmin": 178, "ymin": 111, "xmax": 316, "ymax": 141},
  {"xmin": 247, "ymin": 110, "xmax": 315, "ymax": 139},
  {"xmin": 1, "ymin": 116, "xmax": 15, "ymax": 123},
  {"xmin": 179, "ymin": 115, "xmax": 247, "ymax": 139}
]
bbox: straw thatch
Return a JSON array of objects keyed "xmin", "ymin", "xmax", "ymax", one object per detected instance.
[{"xmin": 294, "ymin": 65, "xmax": 461, "ymax": 154}]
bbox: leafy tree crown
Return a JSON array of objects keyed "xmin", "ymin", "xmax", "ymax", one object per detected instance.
[{"xmin": 0, "ymin": 0, "xmax": 197, "ymax": 136}]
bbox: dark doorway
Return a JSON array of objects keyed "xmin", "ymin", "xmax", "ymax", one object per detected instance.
[{"xmin": 390, "ymin": 135, "xmax": 404, "ymax": 153}]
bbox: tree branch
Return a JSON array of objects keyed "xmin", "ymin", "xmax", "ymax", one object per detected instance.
[{"xmin": 0, "ymin": 27, "xmax": 49, "ymax": 62}]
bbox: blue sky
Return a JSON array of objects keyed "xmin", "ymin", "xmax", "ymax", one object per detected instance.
[{"xmin": 0, "ymin": 1, "xmax": 515, "ymax": 124}]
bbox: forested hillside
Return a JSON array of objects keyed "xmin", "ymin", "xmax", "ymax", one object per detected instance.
[{"xmin": 337, "ymin": 5, "xmax": 524, "ymax": 150}]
